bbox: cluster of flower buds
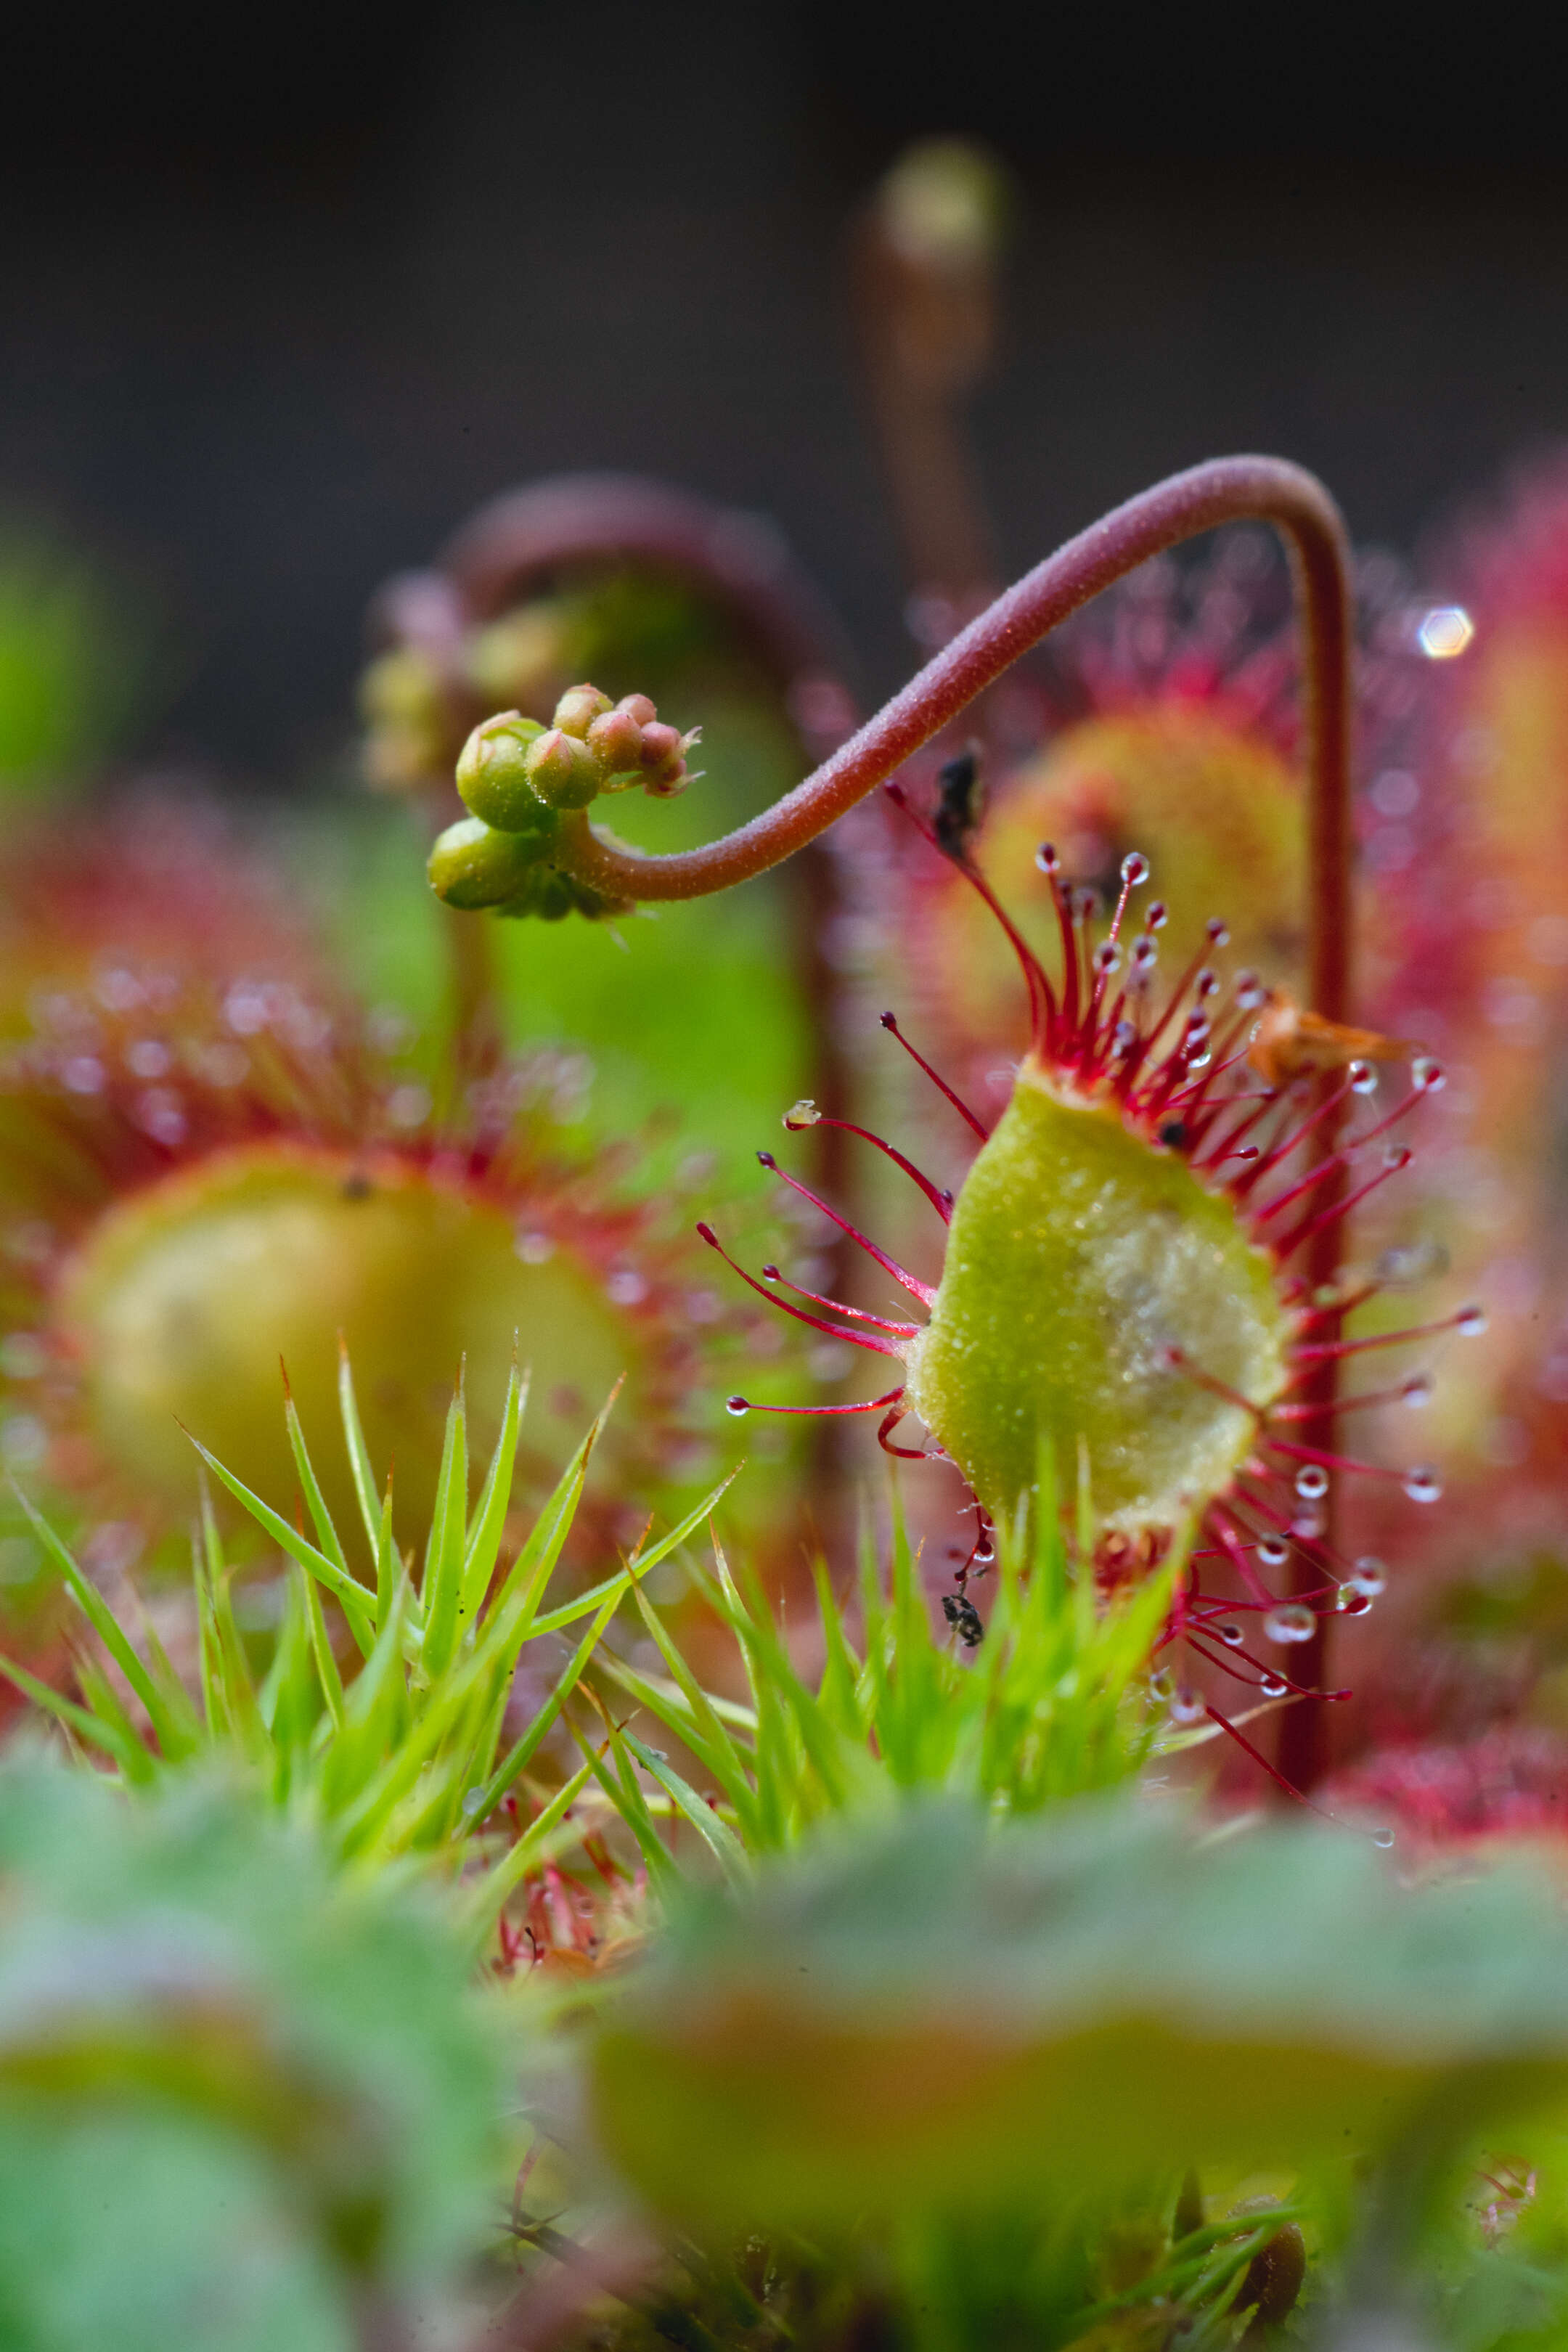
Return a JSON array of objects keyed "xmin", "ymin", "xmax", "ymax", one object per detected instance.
[{"xmin": 428, "ymin": 682, "xmax": 700, "ymax": 920}]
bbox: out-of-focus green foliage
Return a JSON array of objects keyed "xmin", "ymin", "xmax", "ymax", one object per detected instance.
[
  {"xmin": 592, "ymin": 1793, "xmax": 1568, "ymax": 2234},
  {"xmin": 0, "ymin": 526, "xmax": 161, "ymax": 790},
  {"xmin": 0, "ymin": 1752, "xmax": 503, "ymax": 2350}
]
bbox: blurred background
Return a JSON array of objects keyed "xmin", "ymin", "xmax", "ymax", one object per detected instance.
[{"xmin": 8, "ymin": 0, "xmax": 1568, "ymax": 787}]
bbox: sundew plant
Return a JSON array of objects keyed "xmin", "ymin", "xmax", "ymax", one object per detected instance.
[{"xmin": 9, "ymin": 154, "xmax": 1568, "ymax": 2352}]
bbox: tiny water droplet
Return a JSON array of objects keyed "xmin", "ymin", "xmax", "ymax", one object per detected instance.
[
  {"xmin": 1350, "ymin": 1556, "xmax": 1388, "ymax": 1598},
  {"xmin": 1234, "ymin": 971, "xmax": 1267, "ymax": 1010},
  {"xmin": 1401, "ymin": 1371, "xmax": 1433, "ymax": 1406},
  {"xmin": 1149, "ymin": 1668, "xmax": 1174, "ymax": 1701},
  {"xmin": 1168, "ymin": 1687, "xmax": 1206, "ymax": 1726},
  {"xmin": 1257, "ymin": 1536, "xmax": 1290, "ymax": 1569},
  {"xmin": 1412, "ymin": 1055, "xmax": 1445, "ymax": 1093},
  {"xmin": 1206, "ymin": 918, "xmax": 1230, "ymax": 945},
  {"xmin": 1383, "ymin": 1143, "xmax": 1412, "ymax": 1171},
  {"xmin": 1093, "ymin": 941, "xmax": 1122, "ymax": 976},
  {"xmin": 1404, "ymin": 1465, "xmax": 1442, "ymax": 1503},
  {"xmin": 1458, "ymin": 1303, "xmax": 1487, "ymax": 1336},
  {"xmin": 1291, "ymin": 1508, "xmax": 1326, "ymax": 1539},
  {"xmin": 1264, "ymin": 1603, "xmax": 1317, "ymax": 1644},
  {"xmin": 785, "ymin": 1098, "xmax": 821, "ymax": 1128},
  {"xmin": 1372, "ymin": 1826, "xmax": 1397, "ymax": 1849},
  {"xmin": 1294, "ymin": 1464, "xmax": 1330, "ymax": 1500},
  {"xmin": 1132, "ymin": 937, "xmax": 1159, "ymax": 972},
  {"xmin": 1337, "ymin": 1588, "xmax": 1373, "ymax": 1616},
  {"xmin": 725, "ymin": 1396, "xmax": 750, "ymax": 1418},
  {"xmin": 1035, "ymin": 841, "xmax": 1060, "ymax": 873},
  {"xmin": 1145, "ymin": 900, "xmax": 1169, "ymax": 931},
  {"xmin": 1259, "ymin": 1673, "xmax": 1290, "ymax": 1699},
  {"xmin": 1217, "ymin": 1620, "xmax": 1244, "ymax": 1647},
  {"xmin": 1349, "ymin": 1058, "xmax": 1376, "ymax": 1094},
  {"xmin": 1121, "ymin": 851, "xmax": 1151, "ymax": 884},
  {"xmin": 1196, "ymin": 967, "xmax": 1220, "ymax": 1000}
]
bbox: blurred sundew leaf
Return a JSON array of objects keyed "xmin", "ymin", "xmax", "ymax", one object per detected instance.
[
  {"xmin": 592, "ymin": 1794, "xmax": 1568, "ymax": 2230},
  {"xmin": 0, "ymin": 1753, "xmax": 505, "ymax": 2346}
]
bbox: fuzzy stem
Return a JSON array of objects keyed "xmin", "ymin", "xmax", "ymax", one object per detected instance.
[
  {"xmin": 547, "ymin": 454, "xmax": 1355, "ymax": 1784},
  {"xmin": 549, "ymin": 456, "xmax": 1352, "ymax": 944}
]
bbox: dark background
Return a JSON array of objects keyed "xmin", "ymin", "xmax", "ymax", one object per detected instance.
[{"xmin": 7, "ymin": 0, "xmax": 1568, "ymax": 780}]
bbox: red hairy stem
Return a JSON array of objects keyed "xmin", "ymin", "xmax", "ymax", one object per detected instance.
[
  {"xmin": 549, "ymin": 456, "xmax": 1353, "ymax": 940},
  {"xmin": 434, "ymin": 474, "xmax": 869, "ymax": 1474},
  {"xmin": 546, "ymin": 455, "xmax": 1355, "ymax": 1788}
]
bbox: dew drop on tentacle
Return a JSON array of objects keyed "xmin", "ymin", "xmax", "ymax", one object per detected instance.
[
  {"xmin": 1259, "ymin": 1672, "xmax": 1290, "ymax": 1699},
  {"xmin": 1401, "ymin": 1371, "xmax": 1434, "ymax": 1406},
  {"xmin": 1411, "ymin": 1055, "xmax": 1446, "ymax": 1093},
  {"xmin": 1294, "ymin": 1464, "xmax": 1330, "ymax": 1500},
  {"xmin": 1263, "ymin": 1602, "xmax": 1318, "ymax": 1645},
  {"xmin": 1217, "ymin": 1620, "xmax": 1245, "ymax": 1647},
  {"xmin": 1257, "ymin": 1536, "xmax": 1290, "ymax": 1570},
  {"xmin": 726, "ymin": 1395, "xmax": 750, "ymax": 1418},
  {"xmin": 1458, "ymin": 1303, "xmax": 1488, "ymax": 1336},
  {"xmin": 1349, "ymin": 1058, "xmax": 1377, "ymax": 1095},
  {"xmin": 1168, "ymin": 1687, "xmax": 1206, "ymax": 1727},
  {"xmin": 1404, "ymin": 1465, "xmax": 1442, "ymax": 1503},
  {"xmin": 1349, "ymin": 1556, "xmax": 1388, "ymax": 1598}
]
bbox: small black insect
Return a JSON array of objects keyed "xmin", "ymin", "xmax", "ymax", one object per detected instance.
[
  {"xmin": 942, "ymin": 1591, "xmax": 985, "ymax": 1648},
  {"xmin": 933, "ymin": 749, "xmax": 984, "ymax": 861},
  {"xmin": 1158, "ymin": 1119, "xmax": 1188, "ymax": 1150},
  {"xmin": 340, "ymin": 1171, "xmax": 375, "ymax": 1201}
]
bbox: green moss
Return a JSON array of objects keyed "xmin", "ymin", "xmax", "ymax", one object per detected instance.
[{"xmin": 904, "ymin": 1067, "xmax": 1291, "ymax": 1533}]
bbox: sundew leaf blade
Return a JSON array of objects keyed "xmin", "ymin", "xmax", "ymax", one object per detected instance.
[
  {"xmin": 458, "ymin": 1357, "xmax": 527, "ymax": 1628},
  {"xmin": 336, "ymin": 1338, "xmax": 383, "ymax": 1564},
  {"xmin": 0, "ymin": 1648, "xmax": 146, "ymax": 1772},
  {"xmin": 282, "ymin": 1377, "xmax": 355, "ymax": 1589},
  {"xmin": 596, "ymin": 1646, "xmax": 759, "ymax": 1841},
  {"xmin": 184, "ymin": 1429, "xmax": 377, "ymax": 1657},
  {"xmin": 624, "ymin": 1732, "xmax": 751, "ymax": 1890},
  {"xmin": 420, "ymin": 1374, "xmax": 470, "ymax": 1682},
  {"xmin": 457, "ymin": 1754, "xmax": 598, "ymax": 1949},
  {"xmin": 10, "ymin": 1485, "xmax": 184, "ymax": 1756},
  {"xmin": 298, "ymin": 1556, "xmax": 347, "ymax": 1732},
  {"xmin": 470, "ymin": 1585, "xmax": 626, "ymax": 1819},
  {"xmin": 572, "ymin": 1710, "xmax": 678, "ymax": 1900},
  {"xmin": 68, "ymin": 1652, "xmax": 158, "ymax": 1784}
]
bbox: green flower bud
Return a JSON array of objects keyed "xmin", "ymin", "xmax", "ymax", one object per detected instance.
[
  {"xmin": 454, "ymin": 710, "xmax": 552, "ymax": 832},
  {"xmin": 585, "ymin": 706, "xmax": 645, "ymax": 785},
  {"xmin": 524, "ymin": 724, "xmax": 605, "ymax": 810},
  {"xmin": 552, "ymin": 682, "xmax": 615, "ymax": 739},
  {"xmin": 902, "ymin": 1067, "xmax": 1291, "ymax": 1537},
  {"xmin": 427, "ymin": 814, "xmax": 552, "ymax": 909}
]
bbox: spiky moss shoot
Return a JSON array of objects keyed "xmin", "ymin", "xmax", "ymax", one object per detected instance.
[
  {"xmin": 902, "ymin": 1067, "xmax": 1290, "ymax": 1537},
  {"xmin": 0, "ymin": 965, "xmax": 715, "ymax": 1541}
]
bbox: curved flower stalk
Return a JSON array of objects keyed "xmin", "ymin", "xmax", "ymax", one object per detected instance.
[
  {"xmin": 876, "ymin": 530, "xmax": 1429, "ymax": 1101},
  {"xmin": 0, "ymin": 957, "xmax": 716, "ymax": 1542},
  {"xmin": 436, "ymin": 456, "xmax": 1381, "ymax": 1785},
  {"xmin": 369, "ymin": 475, "xmax": 860, "ymax": 1121}
]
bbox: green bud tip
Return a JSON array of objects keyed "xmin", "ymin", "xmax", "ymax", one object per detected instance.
[
  {"xmin": 427, "ymin": 814, "xmax": 552, "ymax": 909},
  {"xmin": 454, "ymin": 710, "xmax": 552, "ymax": 833}
]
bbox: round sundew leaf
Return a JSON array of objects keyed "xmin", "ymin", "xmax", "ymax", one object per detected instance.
[
  {"xmin": 903, "ymin": 1071, "xmax": 1291, "ymax": 1532},
  {"xmin": 590, "ymin": 1795, "xmax": 1568, "ymax": 2229}
]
